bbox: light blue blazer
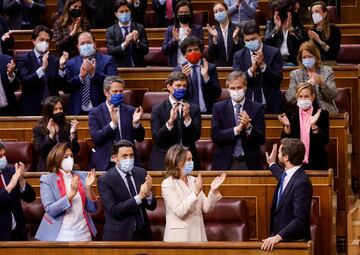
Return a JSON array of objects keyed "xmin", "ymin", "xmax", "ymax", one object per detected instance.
[{"xmin": 35, "ymin": 171, "xmax": 98, "ymax": 241}]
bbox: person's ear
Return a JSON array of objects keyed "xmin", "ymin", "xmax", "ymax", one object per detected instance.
[{"xmin": 110, "ymin": 155, "xmax": 117, "ymax": 163}]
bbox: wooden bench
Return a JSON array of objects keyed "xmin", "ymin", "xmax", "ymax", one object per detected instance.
[
  {"xmin": 23, "ymin": 170, "xmax": 329, "ymax": 254},
  {"xmin": 0, "ymin": 241, "xmax": 313, "ymax": 255}
]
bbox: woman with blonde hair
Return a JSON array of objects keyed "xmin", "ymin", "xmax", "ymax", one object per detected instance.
[
  {"xmin": 53, "ymin": 0, "xmax": 91, "ymax": 57},
  {"xmin": 279, "ymin": 83, "xmax": 329, "ymax": 170},
  {"xmin": 161, "ymin": 144, "xmax": 226, "ymax": 241},
  {"xmin": 286, "ymin": 41, "xmax": 338, "ymax": 113},
  {"xmin": 307, "ymin": 1, "xmax": 341, "ymax": 62},
  {"xmin": 35, "ymin": 143, "xmax": 97, "ymax": 241}
]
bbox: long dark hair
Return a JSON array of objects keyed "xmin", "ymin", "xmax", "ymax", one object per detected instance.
[
  {"xmin": 174, "ymin": 0, "xmax": 194, "ymax": 28},
  {"xmin": 37, "ymin": 96, "xmax": 69, "ymax": 134},
  {"xmin": 310, "ymin": 1, "xmax": 330, "ymax": 40},
  {"xmin": 59, "ymin": 0, "xmax": 89, "ymax": 27}
]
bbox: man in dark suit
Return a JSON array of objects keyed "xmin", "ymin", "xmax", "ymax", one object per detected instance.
[
  {"xmin": 261, "ymin": 138, "xmax": 312, "ymax": 251},
  {"xmin": 89, "ymin": 75, "xmax": 145, "ymax": 171},
  {"xmin": 0, "ymin": 54, "xmax": 19, "ymax": 116},
  {"xmin": 97, "ymin": 140, "xmax": 157, "ymax": 241},
  {"xmin": 149, "ymin": 71, "xmax": 201, "ymax": 170},
  {"xmin": 233, "ymin": 21, "xmax": 283, "ymax": 114},
  {"xmin": 16, "ymin": 25, "xmax": 69, "ymax": 116},
  {"xmin": 211, "ymin": 71, "xmax": 265, "ymax": 170},
  {"xmin": 106, "ymin": 0, "xmax": 149, "ymax": 67},
  {"xmin": 64, "ymin": 31, "xmax": 118, "ymax": 115},
  {"xmin": 174, "ymin": 36, "xmax": 221, "ymax": 114},
  {"xmin": 0, "ymin": 142, "xmax": 36, "ymax": 241}
]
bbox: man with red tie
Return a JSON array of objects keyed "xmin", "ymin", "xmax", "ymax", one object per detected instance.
[{"xmin": 0, "ymin": 142, "xmax": 36, "ymax": 241}]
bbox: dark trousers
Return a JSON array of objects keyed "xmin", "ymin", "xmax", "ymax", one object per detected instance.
[{"xmin": 132, "ymin": 227, "xmax": 149, "ymax": 241}]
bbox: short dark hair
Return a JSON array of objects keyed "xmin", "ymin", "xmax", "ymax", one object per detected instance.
[
  {"xmin": 77, "ymin": 31, "xmax": 96, "ymax": 42},
  {"xmin": 114, "ymin": 0, "xmax": 130, "ymax": 12},
  {"xmin": 110, "ymin": 140, "xmax": 135, "ymax": 155},
  {"xmin": 31, "ymin": 25, "xmax": 53, "ymax": 41},
  {"xmin": 165, "ymin": 71, "xmax": 187, "ymax": 86},
  {"xmin": 180, "ymin": 36, "xmax": 201, "ymax": 55},
  {"xmin": 280, "ymin": 138, "xmax": 305, "ymax": 166},
  {"xmin": 242, "ymin": 21, "xmax": 260, "ymax": 36}
]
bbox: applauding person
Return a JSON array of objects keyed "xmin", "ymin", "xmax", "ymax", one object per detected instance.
[
  {"xmin": 35, "ymin": 143, "xmax": 98, "ymax": 241},
  {"xmin": 207, "ymin": 1, "xmax": 243, "ymax": 67},
  {"xmin": 279, "ymin": 83, "xmax": 329, "ymax": 170},
  {"xmin": 98, "ymin": 140, "xmax": 157, "ymax": 241},
  {"xmin": 0, "ymin": 54, "xmax": 19, "ymax": 116},
  {"xmin": 162, "ymin": 144, "xmax": 226, "ymax": 241},
  {"xmin": 33, "ymin": 96, "xmax": 80, "ymax": 171}
]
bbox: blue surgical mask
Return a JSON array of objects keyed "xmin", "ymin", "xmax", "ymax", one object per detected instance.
[
  {"xmin": 118, "ymin": 158, "xmax": 134, "ymax": 173},
  {"xmin": 302, "ymin": 57, "xmax": 316, "ymax": 69},
  {"xmin": 118, "ymin": 12, "xmax": 131, "ymax": 24},
  {"xmin": 214, "ymin": 11, "xmax": 227, "ymax": 23},
  {"xmin": 110, "ymin": 93, "xmax": 124, "ymax": 107},
  {"xmin": 183, "ymin": 161, "xmax": 194, "ymax": 175},
  {"xmin": 245, "ymin": 39, "xmax": 261, "ymax": 52},
  {"xmin": 173, "ymin": 88, "xmax": 186, "ymax": 101},
  {"xmin": 0, "ymin": 156, "xmax": 7, "ymax": 169},
  {"xmin": 79, "ymin": 43, "xmax": 96, "ymax": 58},
  {"xmin": 297, "ymin": 99, "xmax": 312, "ymax": 110}
]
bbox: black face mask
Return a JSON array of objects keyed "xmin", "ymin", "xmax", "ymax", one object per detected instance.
[
  {"xmin": 177, "ymin": 14, "xmax": 191, "ymax": 24},
  {"xmin": 69, "ymin": 8, "xmax": 82, "ymax": 19},
  {"xmin": 52, "ymin": 112, "xmax": 65, "ymax": 125}
]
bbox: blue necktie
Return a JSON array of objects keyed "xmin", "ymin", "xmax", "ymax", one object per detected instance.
[
  {"xmin": 276, "ymin": 172, "xmax": 287, "ymax": 207},
  {"xmin": 233, "ymin": 103, "xmax": 244, "ymax": 157},
  {"xmin": 122, "ymin": 26, "xmax": 133, "ymax": 67},
  {"xmin": 191, "ymin": 65, "xmax": 206, "ymax": 112},
  {"xmin": 125, "ymin": 173, "xmax": 144, "ymax": 228},
  {"xmin": 81, "ymin": 74, "xmax": 91, "ymax": 109}
]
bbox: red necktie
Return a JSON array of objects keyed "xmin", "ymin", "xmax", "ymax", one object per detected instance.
[{"xmin": 166, "ymin": 0, "xmax": 173, "ymax": 19}]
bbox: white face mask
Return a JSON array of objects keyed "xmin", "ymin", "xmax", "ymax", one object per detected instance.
[
  {"xmin": 61, "ymin": 157, "xmax": 74, "ymax": 172},
  {"xmin": 79, "ymin": 43, "xmax": 96, "ymax": 58},
  {"xmin": 312, "ymin": 13, "xmax": 323, "ymax": 24},
  {"xmin": 118, "ymin": 158, "xmax": 134, "ymax": 173},
  {"xmin": 297, "ymin": 99, "xmax": 312, "ymax": 110},
  {"xmin": 0, "ymin": 156, "xmax": 8, "ymax": 169},
  {"xmin": 35, "ymin": 41, "xmax": 49, "ymax": 54},
  {"xmin": 229, "ymin": 89, "xmax": 245, "ymax": 102}
]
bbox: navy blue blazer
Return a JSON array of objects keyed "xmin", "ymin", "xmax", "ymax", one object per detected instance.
[
  {"xmin": 0, "ymin": 54, "xmax": 19, "ymax": 116},
  {"xmin": 233, "ymin": 44, "xmax": 283, "ymax": 114},
  {"xmin": 106, "ymin": 22, "xmax": 149, "ymax": 67},
  {"xmin": 64, "ymin": 52, "xmax": 118, "ymax": 115},
  {"xmin": 269, "ymin": 164, "xmax": 312, "ymax": 241},
  {"xmin": 16, "ymin": 50, "xmax": 64, "ymax": 115},
  {"xmin": 97, "ymin": 166, "xmax": 157, "ymax": 241},
  {"xmin": 211, "ymin": 98, "xmax": 265, "ymax": 170},
  {"xmin": 149, "ymin": 99, "xmax": 201, "ymax": 170},
  {"xmin": 161, "ymin": 24, "xmax": 204, "ymax": 67},
  {"xmin": 88, "ymin": 102, "xmax": 145, "ymax": 171},
  {"xmin": 0, "ymin": 166, "xmax": 36, "ymax": 241},
  {"xmin": 207, "ymin": 22, "xmax": 243, "ymax": 67},
  {"xmin": 174, "ymin": 61, "xmax": 221, "ymax": 114}
]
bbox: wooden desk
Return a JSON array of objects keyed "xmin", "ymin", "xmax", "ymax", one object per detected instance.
[
  {"xmin": 24, "ymin": 170, "xmax": 328, "ymax": 254},
  {"xmin": 0, "ymin": 241, "xmax": 312, "ymax": 255}
]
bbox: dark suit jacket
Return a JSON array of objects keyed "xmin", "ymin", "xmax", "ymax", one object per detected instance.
[
  {"xmin": 174, "ymin": 61, "xmax": 221, "ymax": 114},
  {"xmin": 0, "ymin": 54, "xmax": 19, "ymax": 116},
  {"xmin": 0, "ymin": 166, "xmax": 36, "ymax": 241},
  {"xmin": 32, "ymin": 124, "xmax": 80, "ymax": 171},
  {"xmin": 161, "ymin": 24, "xmax": 204, "ymax": 67},
  {"xmin": 211, "ymin": 98, "xmax": 265, "ymax": 170},
  {"xmin": 16, "ymin": 50, "xmax": 64, "ymax": 116},
  {"xmin": 88, "ymin": 102, "xmax": 145, "ymax": 171},
  {"xmin": 93, "ymin": 0, "xmax": 116, "ymax": 28},
  {"xmin": 269, "ymin": 164, "xmax": 312, "ymax": 241},
  {"xmin": 149, "ymin": 99, "xmax": 201, "ymax": 170},
  {"xmin": 233, "ymin": 44, "xmax": 283, "ymax": 114},
  {"xmin": 106, "ymin": 22, "xmax": 149, "ymax": 67},
  {"xmin": 0, "ymin": 16, "xmax": 14, "ymax": 54},
  {"xmin": 129, "ymin": 0, "xmax": 147, "ymax": 25},
  {"xmin": 64, "ymin": 52, "xmax": 118, "ymax": 115},
  {"xmin": 97, "ymin": 166, "xmax": 157, "ymax": 241},
  {"xmin": 208, "ymin": 22, "xmax": 243, "ymax": 67},
  {"xmin": 3, "ymin": 0, "xmax": 46, "ymax": 29},
  {"xmin": 281, "ymin": 106, "xmax": 329, "ymax": 170}
]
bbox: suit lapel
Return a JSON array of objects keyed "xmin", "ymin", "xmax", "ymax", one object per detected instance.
[
  {"xmin": 225, "ymin": 99, "xmax": 236, "ymax": 127},
  {"xmin": 110, "ymin": 167, "xmax": 132, "ymax": 198},
  {"xmin": 227, "ymin": 23, "xmax": 235, "ymax": 57},
  {"xmin": 115, "ymin": 23, "xmax": 124, "ymax": 44}
]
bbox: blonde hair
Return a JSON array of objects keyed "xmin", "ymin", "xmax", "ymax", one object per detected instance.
[
  {"xmin": 297, "ymin": 41, "xmax": 321, "ymax": 70},
  {"xmin": 295, "ymin": 83, "xmax": 316, "ymax": 98},
  {"xmin": 164, "ymin": 144, "xmax": 188, "ymax": 179}
]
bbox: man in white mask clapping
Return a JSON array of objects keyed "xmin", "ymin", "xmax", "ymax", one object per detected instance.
[{"xmin": 211, "ymin": 71, "xmax": 265, "ymax": 170}]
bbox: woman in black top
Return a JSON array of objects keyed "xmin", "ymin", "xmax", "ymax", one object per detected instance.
[
  {"xmin": 33, "ymin": 96, "xmax": 80, "ymax": 171},
  {"xmin": 307, "ymin": 1, "xmax": 341, "ymax": 62}
]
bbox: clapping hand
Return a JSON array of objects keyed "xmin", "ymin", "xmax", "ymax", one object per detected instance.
[
  {"xmin": 239, "ymin": 111, "xmax": 251, "ymax": 129},
  {"xmin": 47, "ymin": 118, "xmax": 57, "ymax": 138},
  {"xmin": 310, "ymin": 109, "xmax": 321, "ymax": 125},
  {"xmin": 181, "ymin": 64, "xmax": 191, "ymax": 77},
  {"xmin": 233, "ymin": 27, "xmax": 240, "ymax": 43},
  {"xmin": 200, "ymin": 58, "xmax": 209, "ymax": 79},
  {"xmin": 132, "ymin": 30, "xmax": 139, "ymax": 43},
  {"xmin": 265, "ymin": 143, "xmax": 277, "ymax": 165},
  {"xmin": 41, "ymin": 51, "xmax": 50, "ymax": 70},
  {"xmin": 182, "ymin": 102, "xmax": 191, "ymax": 122},
  {"xmin": 5, "ymin": 163, "xmax": 23, "ymax": 193},
  {"xmin": 278, "ymin": 113, "xmax": 290, "ymax": 127},
  {"xmin": 132, "ymin": 106, "xmax": 143, "ymax": 125},
  {"xmin": 85, "ymin": 169, "xmax": 96, "ymax": 187},
  {"xmin": 206, "ymin": 24, "xmax": 218, "ymax": 42},
  {"xmin": 6, "ymin": 60, "xmax": 16, "ymax": 78},
  {"xmin": 70, "ymin": 119, "xmax": 78, "ymax": 139},
  {"xmin": 59, "ymin": 51, "xmax": 69, "ymax": 69},
  {"xmin": 210, "ymin": 173, "xmax": 226, "ymax": 192},
  {"xmin": 68, "ymin": 175, "xmax": 79, "ymax": 201},
  {"xmin": 1, "ymin": 31, "xmax": 12, "ymax": 42},
  {"xmin": 194, "ymin": 174, "xmax": 203, "ymax": 196},
  {"xmin": 172, "ymin": 26, "xmax": 180, "ymax": 41}
]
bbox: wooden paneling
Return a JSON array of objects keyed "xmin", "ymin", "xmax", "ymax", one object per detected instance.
[
  {"xmin": 23, "ymin": 170, "xmax": 330, "ymax": 254},
  {"xmin": 0, "ymin": 241, "xmax": 312, "ymax": 255}
]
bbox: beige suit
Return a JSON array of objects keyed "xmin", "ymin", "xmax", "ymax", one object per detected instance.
[{"xmin": 161, "ymin": 175, "xmax": 221, "ymax": 242}]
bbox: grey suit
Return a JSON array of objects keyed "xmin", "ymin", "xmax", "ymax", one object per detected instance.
[{"xmin": 286, "ymin": 66, "xmax": 338, "ymax": 113}]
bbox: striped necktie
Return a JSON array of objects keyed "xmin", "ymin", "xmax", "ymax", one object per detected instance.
[{"xmin": 81, "ymin": 74, "xmax": 91, "ymax": 109}]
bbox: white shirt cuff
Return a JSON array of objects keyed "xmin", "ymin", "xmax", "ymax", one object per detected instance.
[
  {"xmin": 246, "ymin": 124, "xmax": 253, "ymax": 135},
  {"xmin": 132, "ymin": 122, "xmax": 140, "ymax": 129},
  {"xmin": 183, "ymin": 118, "xmax": 191, "ymax": 127},
  {"xmin": 36, "ymin": 67, "xmax": 45, "ymax": 78},
  {"xmin": 20, "ymin": 182, "xmax": 26, "ymax": 193},
  {"xmin": 166, "ymin": 122, "xmax": 173, "ymax": 131},
  {"xmin": 109, "ymin": 121, "xmax": 117, "ymax": 129},
  {"xmin": 134, "ymin": 195, "xmax": 142, "ymax": 205},
  {"xmin": 58, "ymin": 69, "xmax": 66, "ymax": 77},
  {"xmin": 8, "ymin": 74, "xmax": 15, "ymax": 82},
  {"xmin": 260, "ymin": 63, "xmax": 267, "ymax": 72},
  {"xmin": 247, "ymin": 68, "xmax": 254, "ymax": 78},
  {"xmin": 146, "ymin": 192, "xmax": 153, "ymax": 204},
  {"xmin": 269, "ymin": 162, "xmax": 276, "ymax": 167}
]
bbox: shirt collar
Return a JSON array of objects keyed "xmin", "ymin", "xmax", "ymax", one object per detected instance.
[
  {"xmin": 169, "ymin": 95, "xmax": 183, "ymax": 106},
  {"xmin": 33, "ymin": 48, "xmax": 43, "ymax": 58},
  {"xmin": 284, "ymin": 165, "xmax": 301, "ymax": 177},
  {"xmin": 231, "ymin": 97, "xmax": 245, "ymax": 108},
  {"xmin": 115, "ymin": 164, "xmax": 132, "ymax": 178},
  {"xmin": 118, "ymin": 22, "xmax": 131, "ymax": 28}
]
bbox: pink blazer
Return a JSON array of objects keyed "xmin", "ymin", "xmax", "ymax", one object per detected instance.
[{"xmin": 161, "ymin": 175, "xmax": 221, "ymax": 241}]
